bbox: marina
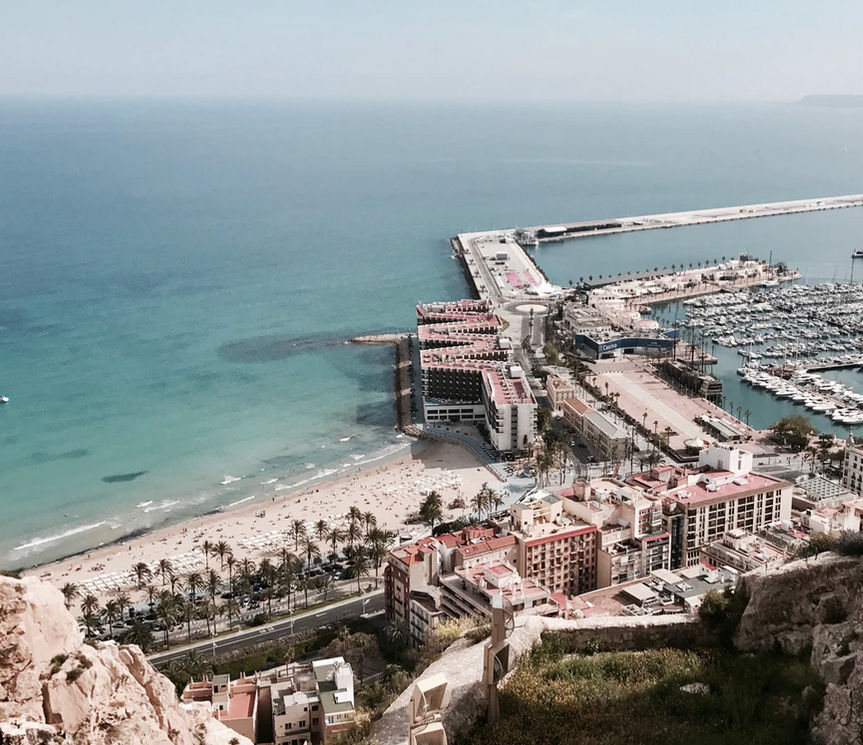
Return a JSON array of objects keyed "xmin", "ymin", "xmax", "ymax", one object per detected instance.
[{"xmin": 663, "ymin": 282, "xmax": 863, "ymax": 431}]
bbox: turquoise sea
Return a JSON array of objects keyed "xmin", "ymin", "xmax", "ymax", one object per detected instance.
[{"xmin": 2, "ymin": 100, "xmax": 863, "ymax": 568}]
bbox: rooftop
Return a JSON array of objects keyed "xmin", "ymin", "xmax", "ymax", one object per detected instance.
[{"xmin": 224, "ymin": 692, "xmax": 255, "ymax": 721}]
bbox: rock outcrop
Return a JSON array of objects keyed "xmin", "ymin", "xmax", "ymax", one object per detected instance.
[
  {"xmin": 736, "ymin": 553, "xmax": 863, "ymax": 745},
  {"xmin": 0, "ymin": 575, "xmax": 251, "ymax": 745}
]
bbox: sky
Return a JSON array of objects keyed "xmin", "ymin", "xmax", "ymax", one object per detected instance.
[{"xmin": 1, "ymin": 0, "xmax": 862, "ymax": 101}]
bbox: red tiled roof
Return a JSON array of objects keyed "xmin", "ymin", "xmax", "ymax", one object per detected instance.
[
  {"xmin": 225, "ymin": 692, "xmax": 255, "ymax": 720},
  {"xmin": 457, "ymin": 534, "xmax": 516, "ymax": 558}
]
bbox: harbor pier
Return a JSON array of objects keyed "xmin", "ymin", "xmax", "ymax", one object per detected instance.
[{"xmin": 521, "ymin": 194, "xmax": 863, "ymax": 244}]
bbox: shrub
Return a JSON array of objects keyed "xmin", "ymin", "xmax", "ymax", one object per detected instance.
[
  {"xmin": 66, "ymin": 667, "xmax": 84, "ymax": 683},
  {"xmin": 49, "ymin": 654, "xmax": 68, "ymax": 676},
  {"xmin": 796, "ymin": 532, "xmax": 837, "ymax": 558},
  {"xmin": 835, "ymin": 530, "xmax": 863, "ymax": 556},
  {"xmin": 699, "ymin": 587, "xmax": 749, "ymax": 646}
]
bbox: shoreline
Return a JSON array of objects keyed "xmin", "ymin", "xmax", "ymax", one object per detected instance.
[
  {"xmin": 5, "ymin": 429, "xmax": 417, "ymax": 573},
  {"xmin": 11, "ymin": 436, "xmax": 420, "ymax": 575},
  {"xmin": 21, "ymin": 438, "xmax": 495, "ymax": 603}
]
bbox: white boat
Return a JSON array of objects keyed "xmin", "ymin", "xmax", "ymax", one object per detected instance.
[{"xmin": 0, "ymin": 395, "xmax": 8, "ymax": 404}]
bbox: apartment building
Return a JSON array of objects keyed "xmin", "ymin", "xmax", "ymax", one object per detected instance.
[
  {"xmin": 181, "ymin": 673, "xmax": 258, "ymax": 743},
  {"xmin": 417, "ymin": 299, "xmax": 536, "ymax": 455},
  {"xmin": 182, "ymin": 657, "xmax": 355, "ymax": 745},
  {"xmin": 560, "ymin": 479, "xmax": 669, "ymax": 587},
  {"xmin": 627, "ymin": 446, "xmax": 792, "ymax": 568},
  {"xmin": 842, "ymin": 436, "xmax": 863, "ymax": 496},
  {"xmin": 439, "ymin": 560, "xmax": 556, "ymax": 619},
  {"xmin": 384, "ymin": 527, "xmax": 518, "ymax": 644},
  {"xmin": 510, "ymin": 495, "xmax": 598, "ymax": 596},
  {"xmin": 700, "ymin": 529, "xmax": 788, "ymax": 573}
]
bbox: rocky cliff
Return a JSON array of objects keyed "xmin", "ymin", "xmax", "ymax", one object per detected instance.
[
  {"xmin": 736, "ymin": 553, "xmax": 863, "ymax": 745},
  {"xmin": 0, "ymin": 575, "xmax": 251, "ymax": 745}
]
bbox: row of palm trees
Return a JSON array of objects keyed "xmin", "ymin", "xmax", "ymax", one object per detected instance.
[{"xmin": 61, "ymin": 506, "xmax": 396, "ymax": 649}]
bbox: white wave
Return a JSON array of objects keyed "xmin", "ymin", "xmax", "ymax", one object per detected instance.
[
  {"xmin": 339, "ymin": 435, "xmax": 353, "ymax": 442},
  {"xmin": 136, "ymin": 500, "xmax": 153, "ymax": 508},
  {"xmin": 13, "ymin": 521, "xmax": 107, "ymax": 552},
  {"xmin": 223, "ymin": 495, "xmax": 255, "ymax": 509},
  {"xmin": 304, "ymin": 462, "xmax": 316, "ymax": 470},
  {"xmin": 220, "ymin": 475, "xmax": 241, "ymax": 485},
  {"xmin": 260, "ymin": 478, "xmax": 278, "ymax": 485},
  {"xmin": 143, "ymin": 499, "xmax": 179, "ymax": 514},
  {"xmin": 349, "ymin": 453, "xmax": 365, "ymax": 461},
  {"xmin": 349, "ymin": 442, "xmax": 411, "ymax": 468}
]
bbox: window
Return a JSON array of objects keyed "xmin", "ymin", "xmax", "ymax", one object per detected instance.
[{"xmin": 299, "ymin": 720, "xmax": 306, "ymax": 728}]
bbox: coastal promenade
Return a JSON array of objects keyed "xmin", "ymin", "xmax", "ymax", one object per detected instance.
[{"xmin": 522, "ymin": 193, "xmax": 863, "ymax": 242}]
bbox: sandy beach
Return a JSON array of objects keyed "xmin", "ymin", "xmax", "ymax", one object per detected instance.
[{"xmin": 24, "ymin": 440, "xmax": 497, "ymax": 607}]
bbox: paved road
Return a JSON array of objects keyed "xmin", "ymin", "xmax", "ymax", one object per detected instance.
[{"xmin": 149, "ymin": 590, "xmax": 384, "ymax": 666}]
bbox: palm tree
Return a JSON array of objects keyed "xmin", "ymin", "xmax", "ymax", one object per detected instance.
[
  {"xmin": 200, "ymin": 539, "xmax": 212, "ymax": 570},
  {"xmin": 302, "ymin": 536, "xmax": 321, "ymax": 573},
  {"xmin": 327, "ymin": 527, "xmax": 345, "ymax": 563},
  {"xmin": 346, "ymin": 520, "xmax": 363, "ymax": 552},
  {"xmin": 419, "ymin": 493, "xmax": 444, "ymax": 530},
  {"xmin": 155, "ymin": 591, "xmax": 178, "ymax": 648},
  {"xmin": 362, "ymin": 511, "xmax": 377, "ymax": 535},
  {"xmin": 144, "ymin": 584, "xmax": 157, "ymax": 608},
  {"xmin": 179, "ymin": 597, "xmax": 195, "ymax": 643},
  {"xmin": 366, "ymin": 528, "xmax": 395, "ymax": 588},
  {"xmin": 318, "ymin": 573, "xmax": 334, "ymax": 602},
  {"xmin": 211, "ymin": 540, "xmax": 232, "ymax": 570},
  {"xmin": 225, "ymin": 554, "xmax": 236, "ymax": 596},
  {"xmin": 206, "ymin": 568, "xmax": 221, "ymax": 605},
  {"xmin": 185, "ymin": 571, "xmax": 204, "ymax": 606},
  {"xmin": 223, "ymin": 597, "xmax": 240, "ymax": 630},
  {"xmin": 103, "ymin": 599, "xmax": 120, "ymax": 635},
  {"xmin": 60, "ymin": 582, "xmax": 79, "ymax": 610},
  {"xmin": 289, "ymin": 519, "xmax": 307, "ymax": 552},
  {"xmin": 156, "ymin": 558, "xmax": 173, "ymax": 586},
  {"xmin": 259, "ymin": 558, "xmax": 277, "ymax": 618},
  {"xmin": 80, "ymin": 593, "xmax": 101, "ymax": 636},
  {"xmin": 348, "ymin": 548, "xmax": 370, "ymax": 593},
  {"xmin": 132, "ymin": 561, "xmax": 152, "ymax": 589},
  {"xmin": 168, "ymin": 571, "xmax": 180, "ymax": 595},
  {"xmin": 314, "ymin": 519, "xmax": 329, "ymax": 544},
  {"xmin": 348, "ymin": 505, "xmax": 363, "ymax": 531},
  {"xmin": 115, "ymin": 590, "xmax": 131, "ymax": 624}
]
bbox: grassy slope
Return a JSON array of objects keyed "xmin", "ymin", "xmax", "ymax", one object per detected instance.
[{"xmin": 463, "ymin": 642, "xmax": 824, "ymax": 745}]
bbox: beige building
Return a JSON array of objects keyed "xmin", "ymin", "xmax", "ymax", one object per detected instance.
[
  {"xmin": 181, "ymin": 673, "xmax": 257, "ymax": 743},
  {"xmin": 561, "ymin": 479, "xmax": 669, "ymax": 588},
  {"xmin": 560, "ymin": 393, "xmax": 629, "ymax": 460},
  {"xmin": 509, "ymin": 495, "xmax": 599, "ymax": 596},
  {"xmin": 842, "ymin": 437, "xmax": 863, "ymax": 496},
  {"xmin": 545, "ymin": 374, "xmax": 577, "ymax": 411},
  {"xmin": 628, "ymin": 446, "xmax": 792, "ymax": 568},
  {"xmin": 183, "ymin": 658, "xmax": 355, "ymax": 745}
]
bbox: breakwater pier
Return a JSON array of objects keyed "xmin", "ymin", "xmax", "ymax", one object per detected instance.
[{"xmin": 520, "ymin": 193, "xmax": 863, "ymax": 244}]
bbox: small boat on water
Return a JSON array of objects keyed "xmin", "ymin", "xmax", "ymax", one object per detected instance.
[{"xmin": 0, "ymin": 395, "xmax": 8, "ymax": 404}]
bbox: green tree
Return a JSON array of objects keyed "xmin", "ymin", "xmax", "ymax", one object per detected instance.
[
  {"xmin": 60, "ymin": 582, "xmax": 79, "ymax": 610},
  {"xmin": 132, "ymin": 561, "xmax": 152, "ymax": 589},
  {"xmin": 419, "ymin": 491, "xmax": 444, "ymax": 530},
  {"xmin": 348, "ymin": 547, "xmax": 371, "ymax": 593}
]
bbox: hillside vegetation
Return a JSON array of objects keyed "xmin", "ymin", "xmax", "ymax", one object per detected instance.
[{"xmin": 463, "ymin": 640, "xmax": 823, "ymax": 745}]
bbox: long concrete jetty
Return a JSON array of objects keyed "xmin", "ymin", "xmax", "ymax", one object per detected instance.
[{"xmin": 522, "ymin": 193, "xmax": 863, "ymax": 243}]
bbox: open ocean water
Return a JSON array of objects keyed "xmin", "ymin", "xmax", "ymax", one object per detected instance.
[{"xmin": 2, "ymin": 99, "xmax": 863, "ymax": 568}]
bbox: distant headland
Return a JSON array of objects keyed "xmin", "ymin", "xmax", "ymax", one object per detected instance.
[{"xmin": 798, "ymin": 94, "xmax": 863, "ymax": 108}]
